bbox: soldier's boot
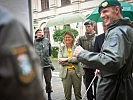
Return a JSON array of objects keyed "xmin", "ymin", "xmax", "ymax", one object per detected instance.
[{"xmin": 48, "ymin": 92, "xmax": 52, "ymax": 100}]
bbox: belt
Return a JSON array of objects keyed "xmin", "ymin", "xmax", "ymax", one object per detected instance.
[
  {"xmin": 120, "ymin": 73, "xmax": 133, "ymax": 79},
  {"xmin": 102, "ymin": 73, "xmax": 133, "ymax": 79},
  {"xmin": 67, "ymin": 67, "xmax": 75, "ymax": 71}
]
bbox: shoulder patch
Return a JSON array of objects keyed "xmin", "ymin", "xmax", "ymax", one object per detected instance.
[
  {"xmin": 109, "ymin": 37, "xmax": 117, "ymax": 47},
  {"xmin": 11, "ymin": 46, "xmax": 35, "ymax": 85}
]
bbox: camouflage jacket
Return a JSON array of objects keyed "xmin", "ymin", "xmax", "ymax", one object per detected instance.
[
  {"xmin": 34, "ymin": 36, "xmax": 52, "ymax": 68},
  {"xmin": 76, "ymin": 32, "xmax": 97, "ymax": 69}
]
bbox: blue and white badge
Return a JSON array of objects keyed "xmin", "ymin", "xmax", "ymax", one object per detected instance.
[
  {"xmin": 109, "ymin": 37, "xmax": 118, "ymax": 47},
  {"xmin": 17, "ymin": 54, "xmax": 32, "ymax": 75},
  {"xmin": 11, "ymin": 46, "xmax": 35, "ymax": 85},
  {"xmin": 17, "ymin": 53, "xmax": 35, "ymax": 84}
]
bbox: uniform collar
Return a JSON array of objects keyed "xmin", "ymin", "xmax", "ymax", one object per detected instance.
[
  {"xmin": 108, "ymin": 18, "xmax": 132, "ymax": 30},
  {"xmin": 35, "ymin": 36, "xmax": 44, "ymax": 41},
  {"xmin": 85, "ymin": 31, "xmax": 96, "ymax": 39}
]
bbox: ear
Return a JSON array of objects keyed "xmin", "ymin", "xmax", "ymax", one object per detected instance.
[{"xmin": 115, "ymin": 6, "xmax": 121, "ymax": 14}]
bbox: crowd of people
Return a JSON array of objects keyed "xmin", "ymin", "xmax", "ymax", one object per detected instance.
[{"xmin": 1, "ymin": 0, "xmax": 133, "ymax": 100}]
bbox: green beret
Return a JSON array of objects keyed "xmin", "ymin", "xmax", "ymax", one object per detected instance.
[
  {"xmin": 98, "ymin": 0, "xmax": 121, "ymax": 13},
  {"xmin": 84, "ymin": 19, "xmax": 95, "ymax": 25}
]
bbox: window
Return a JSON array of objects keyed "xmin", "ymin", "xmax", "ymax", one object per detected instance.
[
  {"xmin": 41, "ymin": 0, "xmax": 49, "ymax": 10},
  {"xmin": 61, "ymin": 0, "xmax": 70, "ymax": 6}
]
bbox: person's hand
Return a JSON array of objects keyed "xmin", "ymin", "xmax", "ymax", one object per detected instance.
[
  {"xmin": 95, "ymin": 69, "xmax": 100, "ymax": 76},
  {"xmin": 50, "ymin": 64, "xmax": 55, "ymax": 71},
  {"xmin": 73, "ymin": 45, "xmax": 84, "ymax": 57},
  {"xmin": 58, "ymin": 58, "xmax": 69, "ymax": 63}
]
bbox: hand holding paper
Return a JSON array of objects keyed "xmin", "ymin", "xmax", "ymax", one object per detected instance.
[
  {"xmin": 58, "ymin": 58, "xmax": 69, "ymax": 63},
  {"xmin": 73, "ymin": 45, "xmax": 84, "ymax": 57}
]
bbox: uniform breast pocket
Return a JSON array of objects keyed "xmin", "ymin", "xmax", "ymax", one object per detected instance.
[
  {"xmin": 82, "ymin": 41, "xmax": 90, "ymax": 49},
  {"xmin": 35, "ymin": 45, "xmax": 42, "ymax": 51}
]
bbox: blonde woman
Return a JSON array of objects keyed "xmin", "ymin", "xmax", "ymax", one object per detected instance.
[{"xmin": 58, "ymin": 31, "xmax": 84, "ymax": 100}]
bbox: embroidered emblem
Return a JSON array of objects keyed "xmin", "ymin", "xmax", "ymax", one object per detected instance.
[
  {"xmin": 102, "ymin": 2, "xmax": 108, "ymax": 7},
  {"xmin": 109, "ymin": 37, "xmax": 117, "ymax": 47},
  {"xmin": 11, "ymin": 46, "xmax": 35, "ymax": 85}
]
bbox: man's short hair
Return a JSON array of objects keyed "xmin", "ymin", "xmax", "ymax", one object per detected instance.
[{"xmin": 84, "ymin": 19, "xmax": 95, "ymax": 25}]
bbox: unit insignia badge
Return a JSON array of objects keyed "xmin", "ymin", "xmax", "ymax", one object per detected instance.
[
  {"xmin": 102, "ymin": 2, "xmax": 108, "ymax": 7},
  {"xmin": 11, "ymin": 46, "xmax": 35, "ymax": 85}
]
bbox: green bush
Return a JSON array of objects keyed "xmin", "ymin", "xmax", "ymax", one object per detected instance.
[{"xmin": 52, "ymin": 46, "xmax": 59, "ymax": 58}]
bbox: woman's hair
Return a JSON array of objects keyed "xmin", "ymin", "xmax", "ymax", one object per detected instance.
[{"xmin": 63, "ymin": 31, "xmax": 75, "ymax": 44}]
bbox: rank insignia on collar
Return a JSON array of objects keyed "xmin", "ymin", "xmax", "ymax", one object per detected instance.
[
  {"xmin": 11, "ymin": 46, "xmax": 36, "ymax": 85},
  {"xmin": 102, "ymin": 2, "xmax": 108, "ymax": 7}
]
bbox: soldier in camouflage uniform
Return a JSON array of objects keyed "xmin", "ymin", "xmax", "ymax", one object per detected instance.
[
  {"xmin": 34, "ymin": 29, "xmax": 54, "ymax": 100},
  {"xmin": 76, "ymin": 20, "xmax": 97, "ymax": 100},
  {"xmin": 0, "ymin": 6, "xmax": 46, "ymax": 100}
]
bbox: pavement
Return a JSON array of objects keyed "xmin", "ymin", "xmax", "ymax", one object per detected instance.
[{"xmin": 44, "ymin": 59, "xmax": 87, "ymax": 100}]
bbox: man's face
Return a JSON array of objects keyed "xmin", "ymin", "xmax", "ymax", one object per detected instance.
[
  {"xmin": 85, "ymin": 24, "xmax": 94, "ymax": 34},
  {"xmin": 36, "ymin": 30, "xmax": 43, "ymax": 38},
  {"xmin": 100, "ymin": 6, "xmax": 118, "ymax": 26}
]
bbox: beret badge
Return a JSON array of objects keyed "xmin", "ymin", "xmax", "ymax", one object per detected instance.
[{"xmin": 102, "ymin": 2, "xmax": 108, "ymax": 7}]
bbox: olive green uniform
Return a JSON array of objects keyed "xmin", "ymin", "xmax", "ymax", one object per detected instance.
[{"xmin": 77, "ymin": 19, "xmax": 133, "ymax": 100}]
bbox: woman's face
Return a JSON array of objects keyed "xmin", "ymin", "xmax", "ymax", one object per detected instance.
[{"xmin": 64, "ymin": 34, "xmax": 74, "ymax": 45}]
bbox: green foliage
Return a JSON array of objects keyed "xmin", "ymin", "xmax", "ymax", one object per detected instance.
[
  {"xmin": 51, "ymin": 46, "xmax": 59, "ymax": 58},
  {"xmin": 53, "ymin": 27, "xmax": 78, "ymax": 42},
  {"xmin": 53, "ymin": 29, "xmax": 63, "ymax": 42}
]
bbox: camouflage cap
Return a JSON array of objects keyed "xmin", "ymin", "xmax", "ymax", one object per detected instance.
[
  {"xmin": 84, "ymin": 19, "xmax": 95, "ymax": 25},
  {"xmin": 98, "ymin": 0, "xmax": 121, "ymax": 13}
]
